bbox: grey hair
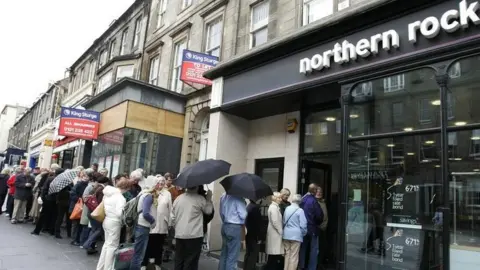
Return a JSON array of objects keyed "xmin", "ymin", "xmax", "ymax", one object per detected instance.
[
  {"xmin": 130, "ymin": 170, "xmax": 143, "ymax": 181},
  {"xmin": 50, "ymin": 163, "xmax": 60, "ymax": 170},
  {"xmin": 15, "ymin": 166, "xmax": 23, "ymax": 174},
  {"xmin": 75, "ymin": 166, "xmax": 85, "ymax": 171},
  {"xmin": 280, "ymin": 188, "xmax": 291, "ymax": 196},
  {"xmin": 84, "ymin": 168, "xmax": 95, "ymax": 178},
  {"xmin": 1, "ymin": 168, "xmax": 10, "ymax": 175},
  {"xmin": 292, "ymin": 194, "xmax": 302, "ymax": 204},
  {"xmin": 99, "ymin": 168, "xmax": 108, "ymax": 174}
]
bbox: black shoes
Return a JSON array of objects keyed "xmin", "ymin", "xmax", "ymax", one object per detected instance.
[
  {"xmin": 31, "ymin": 231, "xmax": 40, "ymax": 235},
  {"xmin": 86, "ymin": 248, "xmax": 98, "ymax": 255}
]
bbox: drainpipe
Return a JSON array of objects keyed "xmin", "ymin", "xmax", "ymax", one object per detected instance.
[{"xmin": 138, "ymin": 0, "xmax": 151, "ymax": 81}]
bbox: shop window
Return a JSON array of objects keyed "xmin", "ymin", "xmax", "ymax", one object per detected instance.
[
  {"xmin": 383, "ymin": 74, "xmax": 405, "ymax": 92},
  {"xmin": 250, "ymin": 1, "xmax": 269, "ymax": 48},
  {"xmin": 303, "ymin": 0, "xmax": 333, "ymax": 26},
  {"xmin": 449, "ymin": 130, "xmax": 480, "ymax": 263},
  {"xmin": 449, "ymin": 132, "xmax": 458, "ymax": 159},
  {"xmin": 319, "ymin": 122, "xmax": 328, "ymax": 135},
  {"xmin": 349, "ymin": 68, "xmax": 439, "ymax": 136},
  {"xmin": 447, "ymin": 56, "xmax": 480, "ymax": 126},
  {"xmin": 346, "ymin": 134, "xmax": 442, "ymax": 269}
]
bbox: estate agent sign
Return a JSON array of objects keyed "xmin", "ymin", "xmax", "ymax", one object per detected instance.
[{"xmin": 58, "ymin": 107, "xmax": 100, "ymax": 140}]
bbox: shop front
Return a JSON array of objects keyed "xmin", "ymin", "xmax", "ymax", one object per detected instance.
[
  {"xmin": 84, "ymin": 78, "xmax": 186, "ymax": 178},
  {"xmin": 204, "ymin": 0, "xmax": 480, "ymax": 269},
  {"xmin": 52, "ymin": 137, "xmax": 87, "ymax": 169}
]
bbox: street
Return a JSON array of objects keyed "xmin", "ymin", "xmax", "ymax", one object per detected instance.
[{"xmin": 0, "ymin": 215, "xmax": 219, "ymax": 270}]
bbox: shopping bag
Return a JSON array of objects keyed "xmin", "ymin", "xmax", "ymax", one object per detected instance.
[
  {"xmin": 70, "ymin": 198, "xmax": 83, "ymax": 220},
  {"xmin": 91, "ymin": 201, "xmax": 105, "ymax": 223},
  {"xmin": 85, "ymin": 195, "xmax": 99, "ymax": 211},
  {"xmin": 114, "ymin": 243, "xmax": 134, "ymax": 270}
]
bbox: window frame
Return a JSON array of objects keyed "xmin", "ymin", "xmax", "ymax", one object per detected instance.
[
  {"xmin": 115, "ymin": 65, "xmax": 135, "ymax": 82},
  {"xmin": 204, "ymin": 16, "xmax": 223, "ymax": 58},
  {"xmin": 250, "ymin": 1, "xmax": 270, "ymax": 49},
  {"xmin": 109, "ymin": 39, "xmax": 117, "ymax": 60},
  {"xmin": 133, "ymin": 17, "xmax": 142, "ymax": 48},
  {"xmin": 181, "ymin": 0, "xmax": 193, "ymax": 10},
  {"xmin": 303, "ymin": 0, "xmax": 334, "ymax": 26},
  {"xmin": 149, "ymin": 55, "xmax": 160, "ymax": 85},
  {"xmin": 157, "ymin": 0, "xmax": 167, "ymax": 28},
  {"xmin": 97, "ymin": 70, "xmax": 113, "ymax": 93},
  {"xmin": 383, "ymin": 74, "xmax": 406, "ymax": 93},
  {"xmin": 120, "ymin": 29, "xmax": 129, "ymax": 55},
  {"xmin": 99, "ymin": 50, "xmax": 108, "ymax": 68},
  {"xmin": 170, "ymin": 39, "xmax": 187, "ymax": 93}
]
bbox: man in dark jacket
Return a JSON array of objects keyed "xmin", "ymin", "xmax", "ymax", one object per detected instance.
[
  {"xmin": 11, "ymin": 167, "xmax": 35, "ymax": 224},
  {"xmin": 244, "ymin": 199, "xmax": 263, "ymax": 270},
  {"xmin": 32, "ymin": 167, "xmax": 65, "ymax": 235},
  {"xmin": 299, "ymin": 184, "xmax": 324, "ymax": 270},
  {"xmin": 55, "ymin": 183, "xmax": 72, "ymax": 239},
  {"xmin": 0, "ymin": 168, "xmax": 10, "ymax": 215},
  {"xmin": 69, "ymin": 175, "xmax": 89, "ymax": 245}
]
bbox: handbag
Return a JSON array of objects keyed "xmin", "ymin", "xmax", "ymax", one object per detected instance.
[
  {"xmin": 91, "ymin": 201, "xmax": 105, "ymax": 222},
  {"xmin": 114, "ymin": 243, "xmax": 134, "ymax": 269},
  {"xmin": 283, "ymin": 208, "xmax": 299, "ymax": 228},
  {"xmin": 70, "ymin": 198, "xmax": 83, "ymax": 220},
  {"xmin": 85, "ymin": 195, "xmax": 99, "ymax": 211}
]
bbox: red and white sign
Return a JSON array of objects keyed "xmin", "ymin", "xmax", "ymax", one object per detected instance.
[
  {"xmin": 58, "ymin": 107, "xmax": 100, "ymax": 140},
  {"xmin": 180, "ymin": 50, "xmax": 219, "ymax": 86}
]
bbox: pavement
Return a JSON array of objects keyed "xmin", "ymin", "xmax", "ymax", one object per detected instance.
[{"xmin": 0, "ymin": 214, "xmax": 219, "ymax": 270}]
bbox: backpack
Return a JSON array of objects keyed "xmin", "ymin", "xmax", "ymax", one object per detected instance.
[{"xmin": 122, "ymin": 193, "xmax": 144, "ymax": 228}]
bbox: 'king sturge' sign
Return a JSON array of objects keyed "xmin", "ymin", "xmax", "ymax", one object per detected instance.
[
  {"xmin": 180, "ymin": 50, "xmax": 219, "ymax": 86},
  {"xmin": 58, "ymin": 107, "xmax": 100, "ymax": 140}
]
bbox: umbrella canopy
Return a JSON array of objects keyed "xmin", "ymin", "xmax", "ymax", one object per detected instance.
[
  {"xmin": 220, "ymin": 173, "xmax": 273, "ymax": 201},
  {"xmin": 48, "ymin": 170, "xmax": 77, "ymax": 195},
  {"xmin": 174, "ymin": 159, "xmax": 231, "ymax": 188}
]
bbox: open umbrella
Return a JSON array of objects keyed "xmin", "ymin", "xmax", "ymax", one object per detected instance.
[
  {"xmin": 48, "ymin": 170, "xmax": 77, "ymax": 195},
  {"xmin": 220, "ymin": 173, "xmax": 272, "ymax": 201},
  {"xmin": 174, "ymin": 159, "xmax": 231, "ymax": 188}
]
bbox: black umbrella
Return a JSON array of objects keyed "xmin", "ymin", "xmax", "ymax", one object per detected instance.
[
  {"xmin": 220, "ymin": 173, "xmax": 273, "ymax": 201},
  {"xmin": 174, "ymin": 159, "xmax": 231, "ymax": 188}
]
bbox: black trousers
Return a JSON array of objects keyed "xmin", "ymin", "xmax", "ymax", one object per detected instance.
[
  {"xmin": 55, "ymin": 203, "xmax": 71, "ymax": 237},
  {"xmin": 174, "ymin": 237, "xmax": 203, "ymax": 270},
  {"xmin": 244, "ymin": 235, "xmax": 260, "ymax": 270},
  {"xmin": 0, "ymin": 193, "xmax": 6, "ymax": 214},
  {"xmin": 143, "ymin": 233, "xmax": 167, "ymax": 266},
  {"xmin": 33, "ymin": 200, "xmax": 56, "ymax": 234},
  {"xmin": 25, "ymin": 195, "xmax": 33, "ymax": 219},
  {"xmin": 6, "ymin": 194, "xmax": 14, "ymax": 218},
  {"xmin": 266, "ymin": 255, "xmax": 283, "ymax": 270}
]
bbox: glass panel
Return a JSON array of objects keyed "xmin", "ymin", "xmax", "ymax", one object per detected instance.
[
  {"xmin": 252, "ymin": 1, "xmax": 269, "ymax": 30},
  {"xmin": 349, "ymin": 69, "xmax": 439, "ymax": 137},
  {"xmin": 116, "ymin": 65, "xmax": 134, "ymax": 81},
  {"xmin": 252, "ymin": 27, "xmax": 268, "ymax": 47},
  {"xmin": 447, "ymin": 56, "xmax": 480, "ymax": 126},
  {"xmin": 304, "ymin": 0, "xmax": 333, "ymax": 25},
  {"xmin": 304, "ymin": 109, "xmax": 341, "ymax": 153},
  {"xmin": 346, "ymin": 134, "xmax": 443, "ymax": 270},
  {"xmin": 448, "ymin": 130, "xmax": 480, "ymax": 269}
]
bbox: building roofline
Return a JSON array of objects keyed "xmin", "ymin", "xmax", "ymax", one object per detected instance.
[
  {"xmin": 69, "ymin": 0, "xmax": 146, "ymax": 71},
  {"xmin": 204, "ymin": 0, "xmax": 442, "ymax": 80}
]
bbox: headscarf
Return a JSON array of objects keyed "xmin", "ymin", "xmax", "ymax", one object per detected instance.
[{"xmin": 144, "ymin": 175, "xmax": 161, "ymax": 207}]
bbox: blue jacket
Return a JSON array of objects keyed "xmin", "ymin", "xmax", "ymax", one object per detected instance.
[
  {"xmin": 283, "ymin": 204, "xmax": 307, "ymax": 242},
  {"xmin": 300, "ymin": 194, "xmax": 324, "ymax": 235}
]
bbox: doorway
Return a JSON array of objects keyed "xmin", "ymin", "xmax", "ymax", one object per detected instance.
[{"xmin": 300, "ymin": 156, "xmax": 339, "ymax": 269}]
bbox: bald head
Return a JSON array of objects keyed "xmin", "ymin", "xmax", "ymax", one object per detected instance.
[{"xmin": 308, "ymin": 184, "xmax": 318, "ymax": 194}]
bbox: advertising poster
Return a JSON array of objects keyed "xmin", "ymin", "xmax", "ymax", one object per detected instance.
[
  {"xmin": 104, "ymin": 156, "xmax": 112, "ymax": 177},
  {"xmin": 112, "ymin": 155, "xmax": 120, "ymax": 177},
  {"xmin": 180, "ymin": 50, "xmax": 219, "ymax": 85},
  {"xmin": 58, "ymin": 107, "xmax": 100, "ymax": 140}
]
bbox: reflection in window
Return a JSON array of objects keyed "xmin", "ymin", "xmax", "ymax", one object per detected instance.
[
  {"xmin": 383, "ymin": 74, "xmax": 405, "ymax": 92},
  {"xmin": 470, "ymin": 130, "xmax": 480, "ymax": 159},
  {"xmin": 449, "ymin": 62, "xmax": 461, "ymax": 79},
  {"xmin": 320, "ymin": 122, "xmax": 328, "ymax": 135},
  {"xmin": 419, "ymin": 99, "xmax": 432, "ymax": 124},
  {"xmin": 303, "ymin": 109, "xmax": 341, "ymax": 153},
  {"xmin": 352, "ymin": 82, "xmax": 373, "ymax": 97},
  {"xmin": 392, "ymin": 102, "xmax": 404, "ymax": 128}
]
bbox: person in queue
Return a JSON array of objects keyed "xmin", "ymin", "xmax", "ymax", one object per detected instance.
[
  {"xmin": 279, "ymin": 188, "xmax": 291, "ymax": 215},
  {"xmin": 218, "ymin": 192, "xmax": 247, "ymax": 270},
  {"xmin": 83, "ymin": 175, "xmax": 109, "ymax": 254},
  {"xmin": 172, "ymin": 185, "xmax": 213, "ymax": 270},
  {"xmin": 316, "ymin": 186, "xmax": 329, "ymax": 268},
  {"xmin": 129, "ymin": 175, "xmax": 161, "ymax": 270},
  {"xmin": 70, "ymin": 168, "xmax": 92, "ymax": 246},
  {"xmin": 163, "ymin": 172, "xmax": 181, "ymax": 262},
  {"xmin": 299, "ymin": 184, "xmax": 324, "ymax": 270},
  {"xmin": 129, "ymin": 170, "xmax": 143, "ymax": 197},
  {"xmin": 96, "ymin": 179, "xmax": 126, "ymax": 270},
  {"xmin": 30, "ymin": 168, "xmax": 49, "ymax": 223},
  {"xmin": 266, "ymin": 192, "xmax": 284, "ymax": 270},
  {"xmin": 283, "ymin": 194, "xmax": 307, "ymax": 270},
  {"xmin": 142, "ymin": 175, "xmax": 172, "ymax": 268},
  {"xmin": 0, "ymin": 168, "xmax": 11, "ymax": 216},
  {"xmin": 244, "ymin": 198, "xmax": 263, "ymax": 270}
]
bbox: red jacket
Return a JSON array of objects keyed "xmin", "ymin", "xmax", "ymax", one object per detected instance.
[{"xmin": 7, "ymin": 175, "xmax": 16, "ymax": 195}]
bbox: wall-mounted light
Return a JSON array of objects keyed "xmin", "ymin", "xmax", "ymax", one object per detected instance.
[
  {"xmin": 325, "ymin": 117, "xmax": 336, "ymax": 122},
  {"xmin": 404, "ymin": 127, "xmax": 413, "ymax": 132},
  {"xmin": 286, "ymin": 118, "xmax": 298, "ymax": 134},
  {"xmin": 431, "ymin": 100, "xmax": 441, "ymax": 106},
  {"xmin": 455, "ymin": 121, "xmax": 467, "ymax": 126}
]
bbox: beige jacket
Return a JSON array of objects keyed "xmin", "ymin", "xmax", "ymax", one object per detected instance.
[
  {"xmin": 266, "ymin": 202, "xmax": 284, "ymax": 255},
  {"xmin": 151, "ymin": 189, "xmax": 172, "ymax": 234},
  {"xmin": 172, "ymin": 192, "xmax": 213, "ymax": 239}
]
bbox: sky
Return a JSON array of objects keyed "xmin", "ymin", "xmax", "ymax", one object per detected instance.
[{"xmin": 0, "ymin": 0, "xmax": 135, "ymax": 111}]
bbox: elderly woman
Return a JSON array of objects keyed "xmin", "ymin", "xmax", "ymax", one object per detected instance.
[
  {"xmin": 29, "ymin": 169, "xmax": 49, "ymax": 223},
  {"xmin": 96, "ymin": 180, "xmax": 127, "ymax": 270},
  {"xmin": 130, "ymin": 175, "xmax": 162, "ymax": 270},
  {"xmin": 266, "ymin": 191, "xmax": 284, "ymax": 270},
  {"xmin": 143, "ymin": 176, "xmax": 172, "ymax": 268},
  {"xmin": 283, "ymin": 194, "xmax": 307, "ymax": 270}
]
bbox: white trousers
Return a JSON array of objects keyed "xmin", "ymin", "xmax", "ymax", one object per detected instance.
[{"xmin": 96, "ymin": 218, "xmax": 122, "ymax": 270}]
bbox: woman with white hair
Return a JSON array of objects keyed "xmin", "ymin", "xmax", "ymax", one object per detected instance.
[
  {"xmin": 283, "ymin": 194, "xmax": 307, "ymax": 270},
  {"xmin": 129, "ymin": 170, "xmax": 143, "ymax": 197},
  {"xmin": 142, "ymin": 175, "xmax": 172, "ymax": 268},
  {"xmin": 266, "ymin": 191, "xmax": 284, "ymax": 270}
]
